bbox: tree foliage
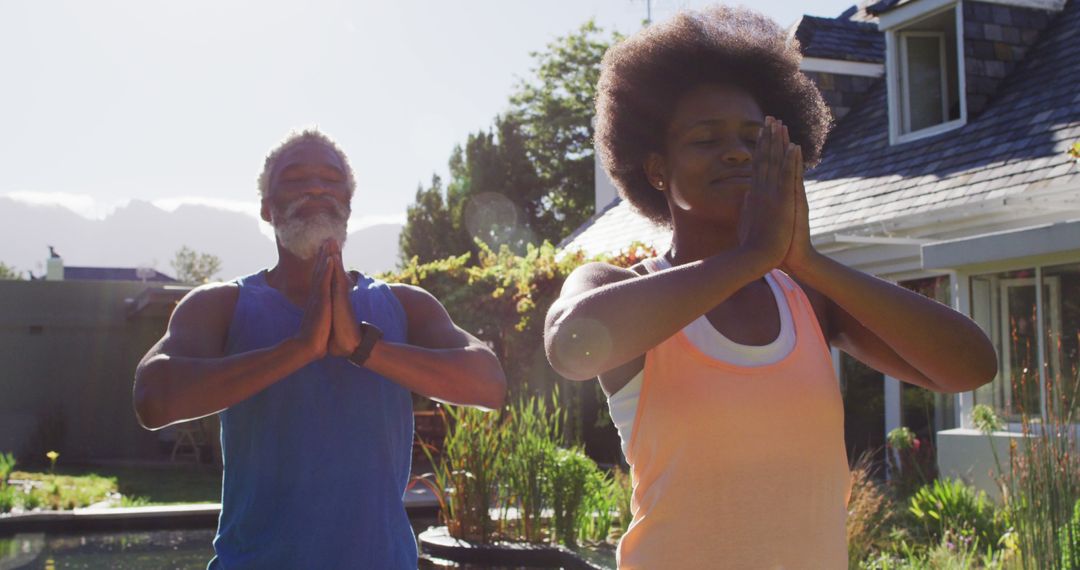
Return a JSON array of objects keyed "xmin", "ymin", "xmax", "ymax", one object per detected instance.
[
  {"xmin": 0, "ymin": 262, "xmax": 24, "ymax": 280},
  {"xmin": 383, "ymin": 240, "xmax": 655, "ymax": 462},
  {"xmin": 171, "ymin": 246, "xmax": 222, "ymax": 284},
  {"xmin": 510, "ymin": 20, "xmax": 617, "ymax": 240},
  {"xmin": 399, "ymin": 175, "xmax": 470, "ymax": 264},
  {"xmin": 399, "ymin": 21, "xmax": 619, "ymax": 265}
]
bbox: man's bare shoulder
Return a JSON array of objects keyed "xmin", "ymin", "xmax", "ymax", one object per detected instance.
[
  {"xmin": 169, "ymin": 281, "xmax": 241, "ymax": 331},
  {"xmin": 386, "ymin": 282, "xmax": 441, "ymax": 314},
  {"xmin": 177, "ymin": 281, "xmax": 240, "ymax": 311}
]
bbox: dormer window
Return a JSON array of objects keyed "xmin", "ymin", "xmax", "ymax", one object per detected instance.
[{"xmin": 882, "ymin": 1, "xmax": 967, "ymax": 144}]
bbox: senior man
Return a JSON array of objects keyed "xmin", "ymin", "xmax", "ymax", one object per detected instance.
[{"xmin": 133, "ymin": 129, "xmax": 506, "ymax": 569}]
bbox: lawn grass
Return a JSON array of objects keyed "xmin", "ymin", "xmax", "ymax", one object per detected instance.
[
  {"xmin": 8, "ymin": 464, "xmax": 221, "ymax": 508},
  {"xmin": 75, "ymin": 464, "xmax": 222, "ymax": 505}
]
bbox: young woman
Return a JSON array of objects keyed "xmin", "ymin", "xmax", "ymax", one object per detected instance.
[{"xmin": 543, "ymin": 7, "xmax": 996, "ymax": 568}]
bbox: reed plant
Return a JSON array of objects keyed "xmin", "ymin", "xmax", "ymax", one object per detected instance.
[
  {"xmin": 977, "ymin": 365, "xmax": 1080, "ymax": 568},
  {"xmin": 501, "ymin": 392, "xmax": 562, "ymax": 542},
  {"xmin": 414, "ymin": 404, "xmax": 505, "ymax": 542},
  {"xmin": 1001, "ymin": 414, "xmax": 1080, "ymax": 569}
]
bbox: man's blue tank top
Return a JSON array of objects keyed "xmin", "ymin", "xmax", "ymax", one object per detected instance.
[{"xmin": 208, "ymin": 270, "xmax": 417, "ymax": 569}]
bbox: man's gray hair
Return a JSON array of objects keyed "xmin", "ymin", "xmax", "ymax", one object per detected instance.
[{"xmin": 257, "ymin": 128, "xmax": 357, "ymax": 198}]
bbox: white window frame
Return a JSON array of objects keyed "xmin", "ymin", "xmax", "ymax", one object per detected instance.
[
  {"xmin": 994, "ymin": 276, "xmax": 1062, "ymax": 427},
  {"xmin": 898, "ymin": 31, "xmax": 950, "ymax": 134},
  {"xmin": 952, "ymin": 252, "xmax": 1080, "ymax": 430},
  {"xmin": 883, "ymin": 2, "xmax": 968, "ymax": 145}
]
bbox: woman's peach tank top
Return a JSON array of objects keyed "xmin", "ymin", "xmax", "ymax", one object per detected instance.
[{"xmin": 617, "ymin": 269, "xmax": 849, "ymax": 569}]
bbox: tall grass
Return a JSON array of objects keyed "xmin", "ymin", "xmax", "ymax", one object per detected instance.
[
  {"xmin": 848, "ymin": 452, "xmax": 896, "ymax": 567},
  {"xmin": 978, "ymin": 367, "xmax": 1080, "ymax": 568},
  {"xmin": 1001, "ymin": 414, "xmax": 1080, "ymax": 569}
]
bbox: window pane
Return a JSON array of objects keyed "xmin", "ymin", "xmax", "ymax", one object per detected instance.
[
  {"xmin": 905, "ymin": 35, "xmax": 945, "ymax": 131},
  {"xmin": 1042, "ymin": 262, "xmax": 1080, "ymax": 420},
  {"xmin": 841, "ymin": 352, "xmax": 885, "ymax": 465},
  {"xmin": 971, "ymin": 268, "xmax": 1042, "ymax": 421},
  {"xmin": 899, "ymin": 276, "xmax": 955, "ymax": 436}
]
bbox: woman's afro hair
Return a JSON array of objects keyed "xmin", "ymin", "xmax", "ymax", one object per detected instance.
[{"xmin": 594, "ymin": 5, "xmax": 831, "ymax": 226}]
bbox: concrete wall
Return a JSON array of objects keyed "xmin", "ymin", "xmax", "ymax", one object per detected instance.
[
  {"xmin": 937, "ymin": 428, "xmax": 1023, "ymax": 502},
  {"xmin": 0, "ymin": 280, "xmax": 177, "ymax": 463}
]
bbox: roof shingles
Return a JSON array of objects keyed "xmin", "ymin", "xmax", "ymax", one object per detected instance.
[{"xmin": 561, "ymin": 0, "xmax": 1080, "ymax": 256}]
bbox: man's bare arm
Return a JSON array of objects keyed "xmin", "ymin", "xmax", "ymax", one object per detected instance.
[
  {"xmin": 358, "ymin": 283, "xmax": 507, "ymax": 411},
  {"xmin": 133, "ymin": 256, "xmax": 333, "ymax": 430}
]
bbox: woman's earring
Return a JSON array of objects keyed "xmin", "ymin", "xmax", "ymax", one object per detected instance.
[{"xmin": 657, "ymin": 179, "xmax": 665, "ymax": 189}]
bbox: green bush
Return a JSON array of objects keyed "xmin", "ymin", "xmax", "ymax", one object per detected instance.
[
  {"xmin": 549, "ymin": 446, "xmax": 597, "ymax": 546},
  {"xmin": 0, "ymin": 486, "xmax": 15, "ymax": 513},
  {"xmin": 120, "ymin": 495, "xmax": 152, "ymax": 507},
  {"xmin": 0, "ymin": 452, "xmax": 15, "ymax": 487},
  {"xmin": 908, "ymin": 478, "xmax": 1004, "ymax": 552},
  {"xmin": 888, "ymin": 427, "xmax": 935, "ymax": 498}
]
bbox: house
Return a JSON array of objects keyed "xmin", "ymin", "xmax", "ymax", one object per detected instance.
[
  {"xmin": 561, "ymin": 0, "xmax": 1080, "ymax": 494},
  {"xmin": 0, "ymin": 253, "xmax": 193, "ymax": 463}
]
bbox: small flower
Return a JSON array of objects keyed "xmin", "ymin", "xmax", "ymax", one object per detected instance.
[
  {"xmin": 1070, "ymin": 141, "xmax": 1080, "ymax": 162},
  {"xmin": 46, "ymin": 451, "xmax": 59, "ymax": 474}
]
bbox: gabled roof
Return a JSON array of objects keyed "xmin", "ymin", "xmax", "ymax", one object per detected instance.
[
  {"xmin": 558, "ymin": 198, "xmax": 670, "ymax": 257},
  {"xmin": 562, "ymin": 0, "xmax": 1080, "ymax": 257},
  {"xmin": 794, "ymin": 15, "xmax": 885, "ymax": 63},
  {"xmin": 64, "ymin": 266, "xmax": 179, "ymax": 283},
  {"xmin": 805, "ymin": 0, "xmax": 1080, "ymax": 235}
]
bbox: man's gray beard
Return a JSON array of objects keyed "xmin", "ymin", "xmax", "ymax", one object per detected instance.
[{"xmin": 272, "ymin": 199, "xmax": 349, "ymax": 260}]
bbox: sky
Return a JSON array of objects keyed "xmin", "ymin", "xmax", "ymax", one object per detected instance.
[{"xmin": 1, "ymin": 0, "xmax": 857, "ymax": 232}]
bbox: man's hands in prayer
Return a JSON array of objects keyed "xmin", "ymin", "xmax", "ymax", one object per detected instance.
[
  {"xmin": 326, "ymin": 240, "xmax": 363, "ymax": 357},
  {"xmin": 296, "ymin": 240, "xmax": 363, "ymax": 360}
]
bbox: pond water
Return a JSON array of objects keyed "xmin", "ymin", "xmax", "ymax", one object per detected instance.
[
  {"xmin": 0, "ymin": 529, "xmax": 215, "ymax": 569},
  {"xmin": 0, "ymin": 529, "xmax": 580, "ymax": 570}
]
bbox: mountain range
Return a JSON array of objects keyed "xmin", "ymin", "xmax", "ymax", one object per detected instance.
[{"xmin": 0, "ymin": 198, "xmax": 403, "ymax": 280}]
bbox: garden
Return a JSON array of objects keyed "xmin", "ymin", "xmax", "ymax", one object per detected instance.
[
  {"xmin": 0, "ymin": 451, "xmax": 220, "ymax": 513},
  {"xmin": 2, "ymin": 242, "xmax": 1078, "ymax": 569},
  {"xmin": 414, "ymin": 397, "xmax": 1079, "ymax": 569},
  {"xmin": 387, "ymin": 243, "xmax": 1080, "ymax": 569}
]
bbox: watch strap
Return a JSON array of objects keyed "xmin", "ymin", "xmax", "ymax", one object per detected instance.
[{"xmin": 348, "ymin": 321, "xmax": 383, "ymax": 367}]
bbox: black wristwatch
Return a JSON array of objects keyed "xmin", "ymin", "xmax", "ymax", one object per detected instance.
[{"xmin": 348, "ymin": 321, "xmax": 384, "ymax": 367}]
